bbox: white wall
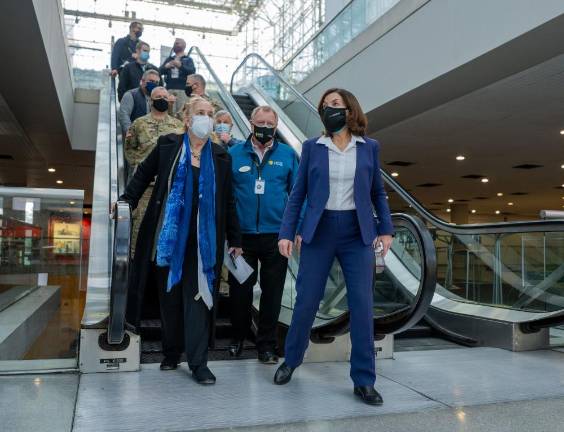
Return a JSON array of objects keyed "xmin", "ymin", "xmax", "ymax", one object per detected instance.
[
  {"xmin": 31, "ymin": 0, "xmax": 75, "ymax": 138},
  {"xmin": 71, "ymin": 89, "xmax": 100, "ymax": 152},
  {"xmin": 300, "ymin": 0, "xmax": 564, "ymax": 117}
]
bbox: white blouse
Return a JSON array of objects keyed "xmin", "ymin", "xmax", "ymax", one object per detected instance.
[{"xmin": 316, "ymin": 135, "xmax": 365, "ymax": 210}]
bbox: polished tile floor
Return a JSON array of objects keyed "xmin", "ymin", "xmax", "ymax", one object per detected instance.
[{"xmin": 4, "ymin": 347, "xmax": 564, "ymax": 432}]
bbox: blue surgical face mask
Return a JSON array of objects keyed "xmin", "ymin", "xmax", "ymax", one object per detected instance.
[
  {"xmin": 140, "ymin": 51, "xmax": 150, "ymax": 62},
  {"xmin": 214, "ymin": 123, "xmax": 231, "ymax": 135}
]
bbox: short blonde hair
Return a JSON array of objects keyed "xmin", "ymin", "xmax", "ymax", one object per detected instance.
[
  {"xmin": 182, "ymin": 96, "xmax": 213, "ymax": 120},
  {"xmin": 250, "ymin": 105, "xmax": 278, "ymax": 124}
]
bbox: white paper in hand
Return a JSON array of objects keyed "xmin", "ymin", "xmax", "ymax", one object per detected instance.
[{"xmin": 224, "ymin": 244, "xmax": 254, "ymax": 284}]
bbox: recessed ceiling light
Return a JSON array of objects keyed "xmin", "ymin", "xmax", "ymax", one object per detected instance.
[
  {"xmin": 56, "ymin": 180, "xmax": 63, "ymax": 184},
  {"xmin": 495, "ymin": 210, "xmax": 500, "ymax": 214},
  {"xmin": 508, "ymin": 202, "xmax": 514, "ymax": 206},
  {"xmin": 471, "ymin": 209, "xmax": 477, "ymax": 213},
  {"xmin": 560, "ymin": 130, "xmax": 564, "ymax": 135},
  {"xmin": 391, "ymin": 172, "xmax": 399, "ymax": 177},
  {"xmin": 448, "ymin": 198, "xmax": 454, "ymax": 203},
  {"xmin": 446, "ymin": 208, "xmax": 451, "ymax": 212},
  {"xmin": 456, "ymin": 155, "xmax": 465, "ymax": 161},
  {"xmin": 497, "ymin": 192, "xmax": 503, "ymax": 196},
  {"xmin": 48, "ymin": 168, "xmax": 56, "ymax": 173},
  {"xmin": 561, "ymin": 164, "xmax": 564, "ymax": 169},
  {"xmin": 481, "ymin": 178, "xmax": 489, "ymax": 183},
  {"xmin": 69, "ymin": 201, "xmax": 75, "ymax": 205}
]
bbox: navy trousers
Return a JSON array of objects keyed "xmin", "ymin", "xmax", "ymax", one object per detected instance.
[{"xmin": 284, "ymin": 210, "xmax": 376, "ymax": 386}]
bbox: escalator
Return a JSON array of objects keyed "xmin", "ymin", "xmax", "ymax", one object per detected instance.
[
  {"xmin": 80, "ymin": 46, "xmax": 437, "ymax": 367},
  {"xmin": 229, "ymin": 53, "xmax": 564, "ymax": 350},
  {"xmin": 230, "ymin": 55, "xmax": 437, "ymax": 343}
]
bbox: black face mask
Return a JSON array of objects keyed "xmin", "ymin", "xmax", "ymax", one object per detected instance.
[
  {"xmin": 135, "ymin": 30, "xmax": 143, "ymax": 38},
  {"xmin": 322, "ymin": 106, "xmax": 347, "ymax": 134},
  {"xmin": 253, "ymin": 125, "xmax": 275, "ymax": 145},
  {"xmin": 185, "ymin": 85, "xmax": 193, "ymax": 97},
  {"xmin": 152, "ymin": 98, "xmax": 169, "ymax": 113}
]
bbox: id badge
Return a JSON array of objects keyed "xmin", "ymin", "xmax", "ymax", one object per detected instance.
[{"xmin": 254, "ymin": 179, "xmax": 265, "ymax": 195}]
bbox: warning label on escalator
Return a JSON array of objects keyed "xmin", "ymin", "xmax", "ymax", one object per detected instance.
[{"xmin": 100, "ymin": 358, "xmax": 127, "ymax": 370}]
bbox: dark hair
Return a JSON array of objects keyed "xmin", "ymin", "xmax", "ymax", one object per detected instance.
[
  {"xmin": 130, "ymin": 21, "xmax": 143, "ymax": 30},
  {"xmin": 317, "ymin": 88, "xmax": 367, "ymax": 136}
]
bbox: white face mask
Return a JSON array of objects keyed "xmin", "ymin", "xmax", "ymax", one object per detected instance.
[{"xmin": 190, "ymin": 115, "xmax": 213, "ymax": 139}]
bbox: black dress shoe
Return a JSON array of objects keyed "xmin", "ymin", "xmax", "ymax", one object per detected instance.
[
  {"xmin": 192, "ymin": 366, "xmax": 216, "ymax": 385},
  {"xmin": 273, "ymin": 362, "xmax": 295, "ymax": 385},
  {"xmin": 228, "ymin": 339, "xmax": 245, "ymax": 357},
  {"xmin": 159, "ymin": 358, "xmax": 178, "ymax": 371},
  {"xmin": 258, "ymin": 351, "xmax": 279, "ymax": 364},
  {"xmin": 354, "ymin": 386, "xmax": 383, "ymax": 406}
]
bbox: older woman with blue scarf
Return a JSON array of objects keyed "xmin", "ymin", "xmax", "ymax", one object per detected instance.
[{"xmin": 120, "ymin": 96, "xmax": 242, "ymax": 384}]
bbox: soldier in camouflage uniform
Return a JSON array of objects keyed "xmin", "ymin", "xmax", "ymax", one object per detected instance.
[
  {"xmin": 175, "ymin": 73, "xmax": 222, "ymax": 121},
  {"xmin": 125, "ymin": 86, "xmax": 184, "ymax": 256}
]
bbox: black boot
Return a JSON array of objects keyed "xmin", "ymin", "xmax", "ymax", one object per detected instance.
[
  {"xmin": 192, "ymin": 366, "xmax": 216, "ymax": 385},
  {"xmin": 273, "ymin": 362, "xmax": 295, "ymax": 385},
  {"xmin": 353, "ymin": 386, "xmax": 383, "ymax": 406},
  {"xmin": 159, "ymin": 357, "xmax": 178, "ymax": 371}
]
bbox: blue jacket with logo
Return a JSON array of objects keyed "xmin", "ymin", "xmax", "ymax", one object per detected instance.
[{"xmin": 229, "ymin": 137, "xmax": 300, "ymax": 234}]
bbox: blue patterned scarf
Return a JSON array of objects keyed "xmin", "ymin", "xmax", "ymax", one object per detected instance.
[{"xmin": 156, "ymin": 132, "xmax": 216, "ymax": 308}]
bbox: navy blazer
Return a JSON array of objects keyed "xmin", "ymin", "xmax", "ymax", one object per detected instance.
[{"xmin": 279, "ymin": 136, "xmax": 394, "ymax": 245}]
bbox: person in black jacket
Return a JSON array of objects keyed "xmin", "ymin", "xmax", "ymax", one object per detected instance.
[
  {"xmin": 111, "ymin": 21, "xmax": 144, "ymax": 77},
  {"xmin": 117, "ymin": 41, "xmax": 158, "ymax": 101},
  {"xmin": 159, "ymin": 38, "xmax": 196, "ymax": 113},
  {"xmin": 118, "ymin": 96, "xmax": 242, "ymax": 384}
]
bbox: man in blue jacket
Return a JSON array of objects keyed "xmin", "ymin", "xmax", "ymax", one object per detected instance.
[{"xmin": 228, "ymin": 106, "xmax": 299, "ymax": 364}]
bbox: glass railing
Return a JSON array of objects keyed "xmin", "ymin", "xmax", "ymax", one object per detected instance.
[
  {"xmin": 0, "ymin": 187, "xmax": 85, "ymax": 365},
  {"xmin": 282, "ymin": 0, "xmax": 401, "ymax": 84},
  {"xmin": 233, "ymin": 52, "xmax": 564, "ymax": 333},
  {"xmin": 433, "ymin": 229, "xmax": 564, "ymax": 313}
]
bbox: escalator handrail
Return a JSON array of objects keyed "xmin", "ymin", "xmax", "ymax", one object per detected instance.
[
  {"xmin": 230, "ymin": 52, "xmax": 314, "ymax": 112},
  {"xmin": 231, "ymin": 53, "xmax": 564, "ymax": 235},
  {"xmin": 106, "ymin": 75, "xmax": 131, "ymax": 344},
  {"xmin": 107, "ymin": 201, "xmax": 131, "ymax": 344},
  {"xmin": 187, "ymin": 46, "xmax": 251, "ymax": 137}
]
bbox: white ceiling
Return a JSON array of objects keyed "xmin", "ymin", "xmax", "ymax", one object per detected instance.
[{"xmin": 373, "ymin": 52, "xmax": 564, "ymax": 222}]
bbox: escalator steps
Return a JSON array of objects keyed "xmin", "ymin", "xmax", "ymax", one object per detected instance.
[{"xmin": 140, "ymin": 339, "xmax": 258, "ymax": 363}]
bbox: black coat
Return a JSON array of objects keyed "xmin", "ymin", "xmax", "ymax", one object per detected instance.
[
  {"xmin": 118, "ymin": 61, "xmax": 159, "ymax": 101},
  {"xmin": 119, "ymin": 133, "xmax": 242, "ymax": 332}
]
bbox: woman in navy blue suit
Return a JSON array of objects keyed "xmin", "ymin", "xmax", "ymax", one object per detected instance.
[{"xmin": 274, "ymin": 88, "xmax": 394, "ymax": 406}]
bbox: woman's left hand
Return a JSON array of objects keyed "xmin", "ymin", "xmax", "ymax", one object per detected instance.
[
  {"xmin": 373, "ymin": 235, "xmax": 393, "ymax": 257},
  {"xmin": 228, "ymin": 247, "xmax": 243, "ymax": 258}
]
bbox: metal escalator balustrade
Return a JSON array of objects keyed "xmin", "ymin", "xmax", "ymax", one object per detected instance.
[
  {"xmin": 230, "ymin": 52, "xmax": 564, "ymax": 349},
  {"xmin": 81, "ymin": 74, "xmax": 132, "ymax": 347}
]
